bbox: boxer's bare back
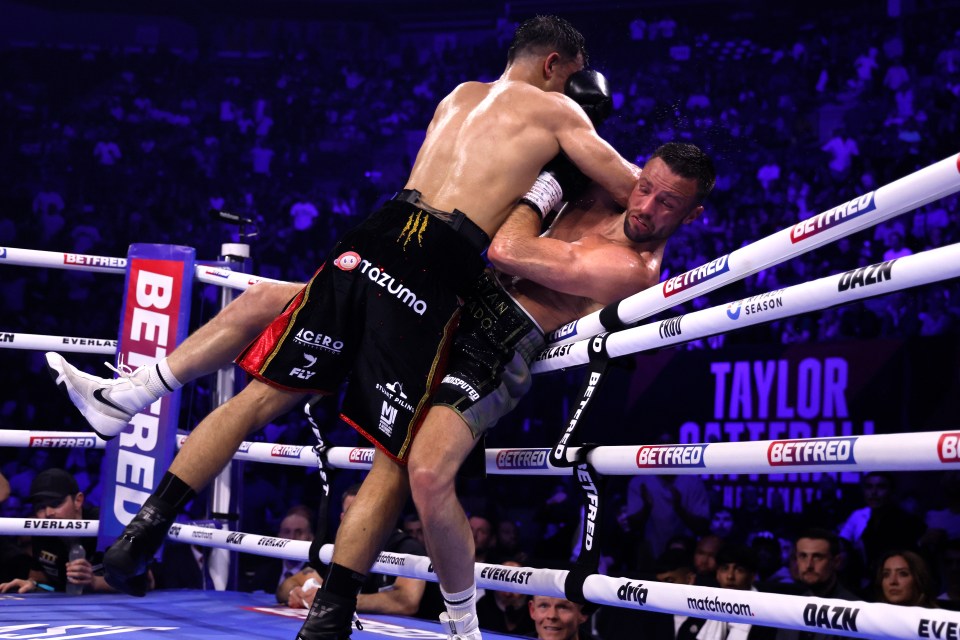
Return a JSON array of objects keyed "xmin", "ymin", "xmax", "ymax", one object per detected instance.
[{"xmin": 407, "ymin": 78, "xmax": 638, "ymax": 238}]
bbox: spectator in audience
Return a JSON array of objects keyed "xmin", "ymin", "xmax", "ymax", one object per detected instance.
[
  {"xmin": 918, "ymin": 291, "xmax": 955, "ymax": 336},
  {"xmin": 793, "ymin": 528, "xmax": 858, "ymax": 598},
  {"xmin": 529, "ymin": 595, "xmax": 591, "ymax": 640},
  {"xmin": 289, "ymin": 197, "xmax": 319, "ymax": 231},
  {"xmin": 241, "ymin": 505, "xmax": 315, "ymax": 593},
  {"xmin": 469, "ymin": 512, "xmax": 501, "ymax": 565},
  {"xmin": 93, "ymin": 137, "xmax": 122, "ymax": 166},
  {"xmin": 821, "ymin": 130, "xmax": 859, "ymax": 177},
  {"xmin": 402, "ymin": 512, "xmax": 425, "ymax": 546},
  {"xmin": 0, "ymin": 469, "xmax": 135, "ymax": 594},
  {"xmin": 801, "ymin": 475, "xmax": 845, "ymax": 532},
  {"xmin": 654, "ymin": 549, "xmax": 706, "ymax": 640},
  {"xmin": 534, "ymin": 481, "xmax": 581, "ymax": 565},
  {"xmin": 875, "ymin": 550, "xmax": 938, "ymax": 608},
  {"xmin": 0, "ymin": 470, "xmax": 30, "ymax": 584},
  {"xmin": 693, "ymin": 533, "xmax": 723, "ymax": 575},
  {"xmin": 883, "ymin": 56, "xmax": 910, "ymax": 91},
  {"xmin": 774, "ymin": 529, "xmax": 857, "ymax": 640},
  {"xmin": 597, "ymin": 548, "xmax": 703, "ymax": 640},
  {"xmin": 32, "ymin": 185, "xmax": 65, "ymax": 218},
  {"xmin": 154, "ymin": 521, "xmax": 224, "ymax": 590},
  {"xmin": 495, "ymin": 518, "xmax": 528, "ymax": 564},
  {"xmin": 882, "ymin": 229, "xmax": 912, "ymax": 261},
  {"xmin": 716, "ymin": 544, "xmax": 758, "ymax": 591},
  {"xmin": 693, "ymin": 534, "xmax": 723, "ymax": 585},
  {"xmin": 749, "ymin": 533, "xmax": 791, "ymax": 585},
  {"xmin": 922, "ymin": 472, "xmax": 960, "ymax": 556},
  {"xmin": 938, "ymin": 540, "xmax": 960, "ymax": 609},
  {"xmin": 623, "ymin": 437, "xmax": 710, "ymax": 571},
  {"xmin": 709, "ymin": 508, "xmax": 738, "ymax": 543},
  {"xmin": 475, "ymin": 560, "xmax": 535, "ymax": 636},
  {"xmin": 701, "ymin": 545, "xmax": 777, "ymax": 640},
  {"xmin": 280, "ymin": 483, "xmax": 440, "ymax": 619},
  {"xmin": 838, "ymin": 472, "xmax": 924, "ymax": 571}
]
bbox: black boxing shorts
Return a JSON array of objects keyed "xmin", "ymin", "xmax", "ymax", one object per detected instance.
[
  {"xmin": 433, "ymin": 270, "xmax": 545, "ymax": 436},
  {"xmin": 237, "ymin": 194, "xmax": 488, "ymax": 463}
]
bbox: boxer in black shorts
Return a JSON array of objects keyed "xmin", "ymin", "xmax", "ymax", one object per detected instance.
[{"xmin": 238, "ymin": 195, "xmax": 488, "ymax": 461}]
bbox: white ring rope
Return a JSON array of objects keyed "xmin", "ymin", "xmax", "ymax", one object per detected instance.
[
  {"xmin": 533, "ymin": 242, "xmax": 960, "ymax": 374},
  {"xmin": 0, "ymin": 249, "xmax": 288, "ymax": 352},
  {"xmin": 0, "ymin": 247, "xmax": 287, "ymax": 291},
  {"xmin": 545, "ymin": 151, "xmax": 960, "ymax": 347},
  {"xmin": 0, "ymin": 332, "xmax": 117, "ymax": 354},
  {"xmin": 194, "ymin": 266, "xmax": 288, "ymax": 290},
  {"xmin": 0, "ymin": 248, "xmax": 128, "ymax": 273},
  {"xmin": 0, "ymin": 517, "xmax": 99, "ymax": 536},
  {"xmin": 0, "ymin": 431, "xmax": 106, "ymax": 449},
  {"xmin": 2, "ymin": 517, "xmax": 956, "ymax": 640},
  {"xmin": 3, "ymin": 428, "xmax": 960, "ymax": 476}
]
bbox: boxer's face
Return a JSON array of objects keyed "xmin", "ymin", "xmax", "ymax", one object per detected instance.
[{"xmin": 623, "ymin": 157, "xmax": 702, "ymax": 243}]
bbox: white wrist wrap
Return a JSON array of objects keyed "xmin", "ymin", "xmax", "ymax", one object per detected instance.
[{"xmin": 520, "ymin": 171, "xmax": 563, "ymax": 219}]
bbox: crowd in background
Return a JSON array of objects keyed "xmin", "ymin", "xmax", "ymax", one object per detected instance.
[{"xmin": 2, "ymin": 1, "xmax": 960, "ymax": 631}]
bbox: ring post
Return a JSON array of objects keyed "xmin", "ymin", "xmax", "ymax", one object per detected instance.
[
  {"xmin": 98, "ymin": 244, "xmax": 195, "ymax": 554},
  {"xmin": 208, "ymin": 242, "xmax": 250, "ymax": 590}
]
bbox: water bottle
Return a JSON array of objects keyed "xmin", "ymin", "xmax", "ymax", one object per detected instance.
[{"xmin": 66, "ymin": 543, "xmax": 85, "ymax": 595}]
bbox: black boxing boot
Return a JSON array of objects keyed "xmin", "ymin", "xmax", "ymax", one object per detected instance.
[
  {"xmin": 103, "ymin": 496, "xmax": 176, "ymax": 596},
  {"xmin": 297, "ymin": 590, "xmax": 357, "ymax": 640},
  {"xmin": 104, "ymin": 472, "xmax": 194, "ymax": 596}
]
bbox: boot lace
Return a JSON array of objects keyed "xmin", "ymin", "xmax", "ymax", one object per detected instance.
[{"xmin": 104, "ymin": 355, "xmax": 146, "ymax": 385}]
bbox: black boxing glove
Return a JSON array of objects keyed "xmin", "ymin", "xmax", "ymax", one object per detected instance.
[
  {"xmin": 565, "ymin": 68, "xmax": 613, "ymax": 127},
  {"xmin": 519, "ymin": 153, "xmax": 591, "ymax": 220},
  {"xmin": 518, "ymin": 69, "xmax": 612, "ymax": 219}
]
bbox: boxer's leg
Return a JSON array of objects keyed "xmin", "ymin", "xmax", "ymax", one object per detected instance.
[
  {"xmin": 104, "ymin": 379, "xmax": 305, "ymax": 596},
  {"xmin": 408, "ymin": 406, "xmax": 483, "ymax": 639},
  {"xmin": 46, "ymin": 282, "xmax": 301, "ymax": 439},
  {"xmin": 298, "ymin": 451, "xmax": 409, "ymax": 640}
]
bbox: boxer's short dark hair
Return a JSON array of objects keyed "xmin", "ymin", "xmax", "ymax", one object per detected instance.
[
  {"xmin": 651, "ymin": 142, "xmax": 717, "ymax": 203},
  {"xmin": 508, "ymin": 15, "xmax": 587, "ymax": 66}
]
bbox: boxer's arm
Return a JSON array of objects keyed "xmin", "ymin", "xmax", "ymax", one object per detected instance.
[
  {"xmin": 549, "ymin": 96, "xmax": 639, "ymax": 206},
  {"xmin": 488, "ymin": 208, "xmax": 656, "ymax": 305}
]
